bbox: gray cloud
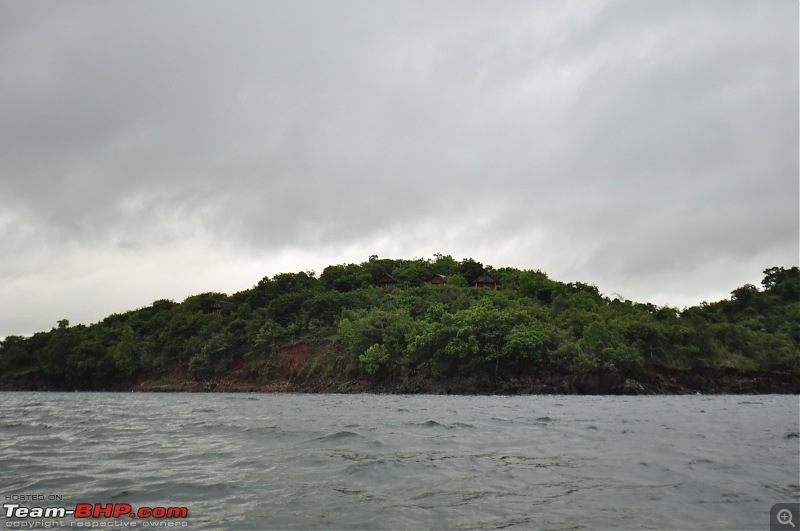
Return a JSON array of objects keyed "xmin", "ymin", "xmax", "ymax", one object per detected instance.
[{"xmin": 0, "ymin": 0, "xmax": 797, "ymax": 337}]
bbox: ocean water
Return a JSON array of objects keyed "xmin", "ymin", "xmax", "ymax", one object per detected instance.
[{"xmin": 1, "ymin": 392, "xmax": 798, "ymax": 530}]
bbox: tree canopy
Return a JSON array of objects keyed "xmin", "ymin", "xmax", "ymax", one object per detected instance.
[{"xmin": 1, "ymin": 255, "xmax": 797, "ymax": 390}]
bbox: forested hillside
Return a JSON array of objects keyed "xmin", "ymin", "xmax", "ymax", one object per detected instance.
[{"xmin": 1, "ymin": 255, "xmax": 797, "ymax": 392}]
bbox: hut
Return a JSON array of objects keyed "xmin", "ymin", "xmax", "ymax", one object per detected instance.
[
  {"xmin": 209, "ymin": 300, "xmax": 233, "ymax": 317},
  {"xmin": 472, "ymin": 272, "xmax": 497, "ymax": 290},
  {"xmin": 377, "ymin": 274, "xmax": 398, "ymax": 290},
  {"xmin": 427, "ymin": 273, "xmax": 448, "ymax": 285}
]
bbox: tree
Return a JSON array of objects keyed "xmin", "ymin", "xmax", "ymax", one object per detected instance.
[
  {"xmin": 762, "ymin": 266, "xmax": 800, "ymax": 302},
  {"xmin": 320, "ymin": 264, "xmax": 372, "ymax": 292},
  {"xmin": 459, "ymin": 258, "xmax": 485, "ymax": 285},
  {"xmin": 110, "ymin": 326, "xmax": 139, "ymax": 377},
  {"xmin": 255, "ymin": 320, "xmax": 287, "ymax": 352},
  {"xmin": 501, "ymin": 322, "xmax": 550, "ymax": 373},
  {"xmin": 359, "ymin": 344, "xmax": 389, "ymax": 376},
  {"xmin": 731, "ymin": 284, "xmax": 759, "ymax": 303}
]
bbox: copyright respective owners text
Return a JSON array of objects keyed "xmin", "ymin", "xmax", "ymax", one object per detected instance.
[
  {"xmin": 772, "ymin": 503, "xmax": 800, "ymax": 531},
  {"xmin": 3, "ymin": 494, "xmax": 190, "ymax": 528}
]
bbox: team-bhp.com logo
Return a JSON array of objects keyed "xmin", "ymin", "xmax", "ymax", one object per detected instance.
[{"xmin": 4, "ymin": 502, "xmax": 188, "ymax": 520}]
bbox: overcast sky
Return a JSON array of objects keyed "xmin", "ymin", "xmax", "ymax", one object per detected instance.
[{"xmin": 1, "ymin": 0, "xmax": 797, "ymax": 338}]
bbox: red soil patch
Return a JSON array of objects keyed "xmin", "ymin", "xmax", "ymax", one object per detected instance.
[{"xmin": 275, "ymin": 340, "xmax": 352, "ymax": 379}]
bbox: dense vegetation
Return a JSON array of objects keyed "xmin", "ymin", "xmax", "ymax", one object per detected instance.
[{"xmin": 1, "ymin": 255, "xmax": 798, "ymax": 390}]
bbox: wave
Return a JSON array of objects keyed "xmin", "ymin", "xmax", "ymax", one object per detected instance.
[{"xmin": 314, "ymin": 430, "xmax": 364, "ymax": 442}]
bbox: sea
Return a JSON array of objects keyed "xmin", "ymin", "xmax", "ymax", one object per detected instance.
[{"xmin": 1, "ymin": 392, "xmax": 798, "ymax": 530}]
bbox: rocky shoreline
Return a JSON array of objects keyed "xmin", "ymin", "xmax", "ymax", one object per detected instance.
[
  {"xmin": 133, "ymin": 366, "xmax": 800, "ymax": 395},
  {"xmin": 5, "ymin": 365, "xmax": 797, "ymax": 395}
]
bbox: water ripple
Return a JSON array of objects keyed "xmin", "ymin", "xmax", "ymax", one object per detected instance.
[{"xmin": 0, "ymin": 392, "xmax": 797, "ymax": 530}]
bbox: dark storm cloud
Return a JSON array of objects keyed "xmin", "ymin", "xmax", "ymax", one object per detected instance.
[{"xmin": 0, "ymin": 0, "xmax": 797, "ymax": 337}]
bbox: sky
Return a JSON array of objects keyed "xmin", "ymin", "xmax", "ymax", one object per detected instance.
[{"xmin": 0, "ymin": 0, "xmax": 797, "ymax": 339}]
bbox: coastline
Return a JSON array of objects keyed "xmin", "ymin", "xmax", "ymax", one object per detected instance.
[{"xmin": 3, "ymin": 365, "xmax": 797, "ymax": 395}]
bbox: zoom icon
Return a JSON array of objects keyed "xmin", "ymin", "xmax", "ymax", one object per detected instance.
[{"xmin": 772, "ymin": 503, "xmax": 800, "ymax": 530}]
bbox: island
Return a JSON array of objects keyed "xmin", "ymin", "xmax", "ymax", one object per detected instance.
[{"xmin": 1, "ymin": 256, "xmax": 797, "ymax": 394}]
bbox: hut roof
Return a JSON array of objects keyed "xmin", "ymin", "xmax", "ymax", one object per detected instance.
[{"xmin": 473, "ymin": 272, "xmax": 496, "ymax": 284}]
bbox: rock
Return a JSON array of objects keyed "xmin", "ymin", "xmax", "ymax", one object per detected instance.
[
  {"xmin": 621, "ymin": 378, "xmax": 646, "ymax": 395},
  {"xmin": 569, "ymin": 365, "xmax": 625, "ymax": 394}
]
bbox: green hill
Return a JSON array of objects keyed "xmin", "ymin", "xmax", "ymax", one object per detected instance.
[{"xmin": 1, "ymin": 256, "xmax": 797, "ymax": 393}]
